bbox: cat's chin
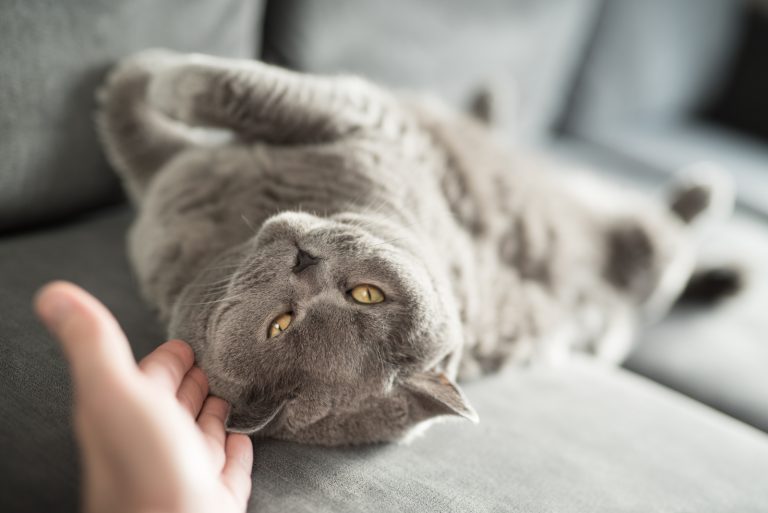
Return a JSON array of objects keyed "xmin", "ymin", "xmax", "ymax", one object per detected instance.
[{"xmin": 260, "ymin": 416, "xmax": 462, "ymax": 447}]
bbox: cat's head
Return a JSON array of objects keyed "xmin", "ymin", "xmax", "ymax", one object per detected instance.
[{"xmin": 170, "ymin": 211, "xmax": 477, "ymax": 445}]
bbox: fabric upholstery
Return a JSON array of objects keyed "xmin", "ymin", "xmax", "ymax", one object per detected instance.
[
  {"xmin": 262, "ymin": 0, "xmax": 601, "ymax": 143},
  {"xmin": 0, "ymin": 0, "xmax": 263, "ymax": 232},
  {"xmin": 2, "ymin": 206, "xmax": 768, "ymax": 512},
  {"xmin": 560, "ymin": 119, "xmax": 768, "ymax": 217},
  {"xmin": 249, "ymin": 359, "xmax": 768, "ymax": 512}
]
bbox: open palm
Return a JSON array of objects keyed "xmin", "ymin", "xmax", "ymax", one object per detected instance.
[{"xmin": 35, "ymin": 281, "xmax": 253, "ymax": 513}]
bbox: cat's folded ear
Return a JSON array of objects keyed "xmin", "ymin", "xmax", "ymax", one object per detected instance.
[
  {"xmin": 402, "ymin": 370, "xmax": 478, "ymax": 423},
  {"xmin": 225, "ymin": 394, "xmax": 288, "ymax": 434}
]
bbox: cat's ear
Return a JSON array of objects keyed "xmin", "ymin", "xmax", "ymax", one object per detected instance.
[
  {"xmin": 225, "ymin": 395, "xmax": 288, "ymax": 434},
  {"xmin": 402, "ymin": 371, "xmax": 478, "ymax": 423}
]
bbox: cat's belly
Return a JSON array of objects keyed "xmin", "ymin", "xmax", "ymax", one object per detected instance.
[
  {"xmin": 455, "ymin": 259, "xmax": 639, "ymax": 381},
  {"xmin": 128, "ymin": 146, "xmax": 269, "ymax": 317}
]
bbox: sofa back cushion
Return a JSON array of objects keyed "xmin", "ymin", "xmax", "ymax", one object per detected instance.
[
  {"xmin": 0, "ymin": 0, "xmax": 262, "ymax": 232},
  {"xmin": 262, "ymin": 0, "xmax": 600, "ymax": 143},
  {"xmin": 564, "ymin": 0, "xmax": 741, "ymax": 133}
]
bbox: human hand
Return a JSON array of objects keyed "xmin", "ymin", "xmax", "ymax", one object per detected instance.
[{"xmin": 35, "ymin": 281, "xmax": 253, "ymax": 513}]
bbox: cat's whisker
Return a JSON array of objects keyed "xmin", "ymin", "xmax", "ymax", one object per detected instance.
[
  {"xmin": 192, "ymin": 291, "xmax": 233, "ymax": 302},
  {"xmin": 370, "ymin": 236, "xmax": 408, "ymax": 248},
  {"xmin": 197, "ymin": 279, "xmax": 239, "ymax": 293},
  {"xmin": 197, "ymin": 262, "xmax": 242, "ymax": 273},
  {"xmin": 187, "ymin": 278, "xmax": 234, "ymax": 289},
  {"xmin": 241, "ymin": 213, "xmax": 257, "ymax": 235},
  {"xmin": 181, "ymin": 291, "xmax": 247, "ymax": 306}
]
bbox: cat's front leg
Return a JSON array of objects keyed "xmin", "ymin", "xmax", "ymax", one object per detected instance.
[
  {"xmin": 96, "ymin": 50, "xmax": 202, "ymax": 202},
  {"xmin": 145, "ymin": 51, "xmax": 404, "ymax": 144}
]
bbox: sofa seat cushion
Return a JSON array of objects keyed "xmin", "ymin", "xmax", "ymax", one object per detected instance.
[
  {"xmin": 250, "ymin": 360, "xmax": 768, "ymax": 513},
  {"xmin": 0, "ymin": 205, "xmax": 164, "ymax": 513},
  {"xmin": 2, "ymin": 206, "xmax": 768, "ymax": 513}
]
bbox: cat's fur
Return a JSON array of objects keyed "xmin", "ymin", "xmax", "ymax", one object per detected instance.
[{"xmin": 96, "ymin": 50, "xmax": 732, "ymax": 446}]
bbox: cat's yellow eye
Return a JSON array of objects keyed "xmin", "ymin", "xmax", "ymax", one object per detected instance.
[
  {"xmin": 350, "ymin": 284, "xmax": 385, "ymax": 304},
  {"xmin": 268, "ymin": 312, "xmax": 293, "ymax": 338}
]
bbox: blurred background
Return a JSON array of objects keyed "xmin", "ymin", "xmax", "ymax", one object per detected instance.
[{"xmin": 1, "ymin": 1, "xmax": 767, "ymax": 509}]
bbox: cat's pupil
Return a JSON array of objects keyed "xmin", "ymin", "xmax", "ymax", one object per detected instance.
[
  {"xmin": 350, "ymin": 284, "xmax": 385, "ymax": 304},
  {"xmin": 268, "ymin": 312, "xmax": 293, "ymax": 338}
]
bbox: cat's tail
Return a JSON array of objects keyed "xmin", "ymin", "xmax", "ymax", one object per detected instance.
[
  {"xmin": 95, "ymin": 50, "xmax": 200, "ymax": 202},
  {"xmin": 676, "ymin": 266, "xmax": 744, "ymax": 306}
]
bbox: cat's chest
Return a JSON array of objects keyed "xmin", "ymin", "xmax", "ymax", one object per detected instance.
[{"xmin": 149, "ymin": 142, "xmax": 438, "ymax": 244}]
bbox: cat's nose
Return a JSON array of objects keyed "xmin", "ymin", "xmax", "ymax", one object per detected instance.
[{"xmin": 292, "ymin": 248, "xmax": 320, "ymax": 274}]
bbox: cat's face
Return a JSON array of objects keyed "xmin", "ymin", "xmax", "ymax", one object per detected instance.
[{"xmin": 170, "ymin": 211, "xmax": 477, "ymax": 445}]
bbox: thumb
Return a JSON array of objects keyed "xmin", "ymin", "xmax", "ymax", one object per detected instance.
[{"xmin": 35, "ymin": 281, "xmax": 138, "ymax": 393}]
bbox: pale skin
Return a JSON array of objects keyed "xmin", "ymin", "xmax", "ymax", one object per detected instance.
[{"xmin": 34, "ymin": 281, "xmax": 254, "ymax": 513}]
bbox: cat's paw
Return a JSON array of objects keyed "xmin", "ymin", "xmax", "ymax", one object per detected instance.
[
  {"xmin": 97, "ymin": 49, "xmax": 184, "ymax": 107},
  {"xmin": 122, "ymin": 48, "xmax": 186, "ymax": 72},
  {"xmin": 668, "ymin": 162, "xmax": 734, "ymax": 230},
  {"xmin": 145, "ymin": 53, "xmax": 226, "ymax": 125},
  {"xmin": 146, "ymin": 63, "xmax": 202, "ymax": 123}
]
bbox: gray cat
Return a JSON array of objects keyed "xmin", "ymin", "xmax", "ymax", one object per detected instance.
[{"xmin": 96, "ymin": 50, "xmax": 734, "ymax": 446}]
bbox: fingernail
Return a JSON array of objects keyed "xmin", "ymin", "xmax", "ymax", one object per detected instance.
[{"xmin": 38, "ymin": 291, "xmax": 74, "ymax": 330}]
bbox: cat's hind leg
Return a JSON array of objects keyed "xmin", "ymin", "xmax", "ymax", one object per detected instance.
[
  {"xmin": 96, "ymin": 51, "xmax": 204, "ymax": 202},
  {"xmin": 667, "ymin": 163, "xmax": 742, "ymax": 304},
  {"xmin": 609, "ymin": 164, "xmax": 737, "ymax": 320}
]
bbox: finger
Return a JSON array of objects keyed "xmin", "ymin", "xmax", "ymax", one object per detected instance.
[
  {"xmin": 198, "ymin": 397, "xmax": 230, "ymax": 466},
  {"xmin": 35, "ymin": 281, "xmax": 137, "ymax": 392},
  {"xmin": 175, "ymin": 366, "xmax": 209, "ymax": 418},
  {"xmin": 139, "ymin": 339, "xmax": 195, "ymax": 393},
  {"xmin": 221, "ymin": 434, "xmax": 253, "ymax": 506}
]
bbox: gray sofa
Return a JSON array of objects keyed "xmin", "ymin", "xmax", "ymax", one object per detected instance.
[{"xmin": 2, "ymin": 1, "xmax": 768, "ymax": 512}]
